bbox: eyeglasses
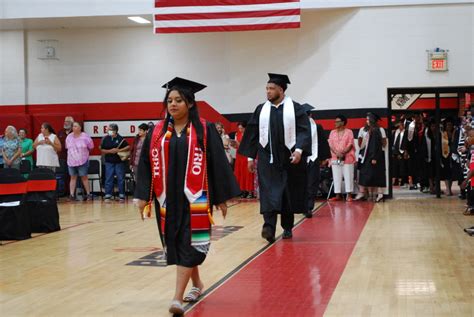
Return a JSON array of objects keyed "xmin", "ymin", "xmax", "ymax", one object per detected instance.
[{"xmin": 335, "ymin": 120, "xmax": 343, "ymax": 123}]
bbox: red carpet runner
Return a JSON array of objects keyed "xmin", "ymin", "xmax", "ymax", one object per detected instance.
[{"xmin": 187, "ymin": 202, "xmax": 374, "ymax": 317}]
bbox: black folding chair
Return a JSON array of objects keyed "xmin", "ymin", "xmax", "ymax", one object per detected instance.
[
  {"xmin": 88, "ymin": 159, "xmax": 103, "ymax": 196},
  {"xmin": 26, "ymin": 168, "xmax": 60, "ymax": 233},
  {"xmin": 0, "ymin": 168, "xmax": 31, "ymax": 241},
  {"xmin": 20, "ymin": 159, "xmax": 32, "ymax": 175}
]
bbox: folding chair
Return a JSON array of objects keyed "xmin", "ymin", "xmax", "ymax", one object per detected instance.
[
  {"xmin": 88, "ymin": 159, "xmax": 103, "ymax": 196},
  {"xmin": 0, "ymin": 168, "xmax": 31, "ymax": 241},
  {"xmin": 26, "ymin": 168, "xmax": 61, "ymax": 233}
]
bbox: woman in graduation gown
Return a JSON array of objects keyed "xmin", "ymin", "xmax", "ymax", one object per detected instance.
[
  {"xmin": 134, "ymin": 77, "xmax": 240, "ymax": 315},
  {"xmin": 358, "ymin": 113, "xmax": 386, "ymax": 202}
]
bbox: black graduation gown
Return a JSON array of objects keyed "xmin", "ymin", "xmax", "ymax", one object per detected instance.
[
  {"xmin": 238, "ymin": 100, "xmax": 311, "ymax": 214},
  {"xmin": 359, "ymin": 128, "xmax": 386, "ymax": 187},
  {"xmin": 450, "ymin": 128, "xmax": 464, "ymax": 182},
  {"xmin": 134, "ymin": 122, "xmax": 240, "ymax": 267},
  {"xmin": 307, "ymin": 124, "xmax": 331, "ymax": 208}
]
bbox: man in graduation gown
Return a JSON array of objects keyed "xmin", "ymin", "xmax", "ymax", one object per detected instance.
[
  {"xmin": 303, "ymin": 104, "xmax": 330, "ymax": 218},
  {"xmin": 238, "ymin": 73, "xmax": 311, "ymax": 243}
]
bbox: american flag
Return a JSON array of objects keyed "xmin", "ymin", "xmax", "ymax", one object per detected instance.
[{"xmin": 153, "ymin": 0, "xmax": 301, "ymax": 34}]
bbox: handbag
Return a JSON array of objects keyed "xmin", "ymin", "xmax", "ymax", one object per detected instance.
[{"xmin": 116, "ymin": 139, "xmax": 130, "ymax": 161}]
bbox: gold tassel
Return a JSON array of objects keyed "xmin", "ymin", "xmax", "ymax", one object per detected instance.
[
  {"xmin": 207, "ymin": 208, "xmax": 215, "ymax": 225},
  {"xmin": 143, "ymin": 203, "xmax": 152, "ymax": 219}
]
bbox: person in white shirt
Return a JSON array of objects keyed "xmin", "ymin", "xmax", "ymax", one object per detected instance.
[{"xmin": 33, "ymin": 122, "xmax": 61, "ymax": 171}]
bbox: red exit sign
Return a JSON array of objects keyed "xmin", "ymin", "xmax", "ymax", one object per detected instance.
[
  {"xmin": 427, "ymin": 50, "xmax": 448, "ymax": 72},
  {"xmin": 431, "ymin": 59, "xmax": 445, "ymax": 70}
]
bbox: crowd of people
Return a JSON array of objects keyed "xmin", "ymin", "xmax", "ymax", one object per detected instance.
[{"xmin": 1, "ymin": 74, "xmax": 472, "ymax": 316}]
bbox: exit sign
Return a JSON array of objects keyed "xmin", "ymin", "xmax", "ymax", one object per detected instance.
[{"xmin": 427, "ymin": 49, "xmax": 448, "ymax": 72}]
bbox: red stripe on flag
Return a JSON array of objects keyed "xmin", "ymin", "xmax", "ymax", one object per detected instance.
[
  {"xmin": 155, "ymin": 0, "xmax": 299, "ymax": 8},
  {"xmin": 155, "ymin": 9, "xmax": 299, "ymax": 21},
  {"xmin": 155, "ymin": 22, "xmax": 300, "ymax": 33}
]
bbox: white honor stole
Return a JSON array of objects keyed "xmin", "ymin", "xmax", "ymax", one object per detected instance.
[
  {"xmin": 259, "ymin": 97, "xmax": 296, "ymax": 163},
  {"xmin": 307, "ymin": 119, "xmax": 319, "ymax": 163}
]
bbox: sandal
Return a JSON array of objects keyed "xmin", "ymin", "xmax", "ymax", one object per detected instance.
[
  {"xmin": 169, "ymin": 300, "xmax": 184, "ymax": 315},
  {"xmin": 183, "ymin": 286, "xmax": 202, "ymax": 302},
  {"xmin": 463, "ymin": 208, "xmax": 474, "ymax": 216}
]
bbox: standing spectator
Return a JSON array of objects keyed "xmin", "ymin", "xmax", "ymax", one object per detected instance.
[
  {"xmin": 2, "ymin": 126, "xmax": 22, "ymax": 169},
  {"xmin": 357, "ymin": 113, "xmax": 386, "ymax": 202},
  {"xmin": 57, "ymin": 116, "xmax": 74, "ymax": 161},
  {"xmin": 233, "ymin": 122, "xmax": 255, "ymax": 198},
  {"xmin": 130, "ymin": 123, "xmax": 149, "ymax": 177},
  {"xmin": 0, "ymin": 133, "xmax": 5, "ymax": 168},
  {"xmin": 215, "ymin": 122, "xmax": 233, "ymax": 165},
  {"xmin": 19, "ymin": 128, "xmax": 34, "ymax": 177},
  {"xmin": 328, "ymin": 114, "xmax": 355, "ymax": 201},
  {"xmin": 34, "ymin": 122, "xmax": 61, "ymax": 171},
  {"xmin": 65, "ymin": 122, "xmax": 94, "ymax": 201},
  {"xmin": 100, "ymin": 123, "xmax": 129, "ymax": 202},
  {"xmin": 57, "ymin": 116, "xmax": 74, "ymax": 194}
]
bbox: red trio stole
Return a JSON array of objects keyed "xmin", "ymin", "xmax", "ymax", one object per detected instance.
[{"xmin": 148, "ymin": 118, "xmax": 213, "ymax": 252}]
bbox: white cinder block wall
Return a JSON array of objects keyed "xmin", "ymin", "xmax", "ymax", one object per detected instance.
[
  {"xmin": 1, "ymin": 4, "xmax": 472, "ymax": 113},
  {"xmin": 0, "ymin": 30, "xmax": 26, "ymax": 105}
]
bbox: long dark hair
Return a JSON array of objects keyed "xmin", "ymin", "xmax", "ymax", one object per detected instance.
[
  {"xmin": 161, "ymin": 86, "xmax": 205, "ymax": 150},
  {"xmin": 42, "ymin": 122, "xmax": 56, "ymax": 134}
]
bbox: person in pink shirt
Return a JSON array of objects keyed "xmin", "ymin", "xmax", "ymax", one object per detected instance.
[
  {"xmin": 328, "ymin": 114, "xmax": 355, "ymax": 201},
  {"xmin": 65, "ymin": 122, "xmax": 94, "ymax": 201}
]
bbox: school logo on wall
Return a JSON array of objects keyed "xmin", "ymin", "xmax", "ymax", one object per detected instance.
[{"xmin": 84, "ymin": 120, "xmax": 160, "ymax": 138}]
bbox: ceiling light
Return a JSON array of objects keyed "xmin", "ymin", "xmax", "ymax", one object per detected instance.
[{"xmin": 128, "ymin": 17, "xmax": 151, "ymax": 24}]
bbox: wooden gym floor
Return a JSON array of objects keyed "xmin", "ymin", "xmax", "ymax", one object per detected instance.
[{"xmin": 0, "ymin": 192, "xmax": 473, "ymax": 316}]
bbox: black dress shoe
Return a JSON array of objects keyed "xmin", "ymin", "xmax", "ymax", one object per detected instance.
[
  {"xmin": 261, "ymin": 227, "xmax": 275, "ymax": 243},
  {"xmin": 304, "ymin": 211, "xmax": 313, "ymax": 218},
  {"xmin": 282, "ymin": 230, "xmax": 293, "ymax": 239},
  {"xmin": 463, "ymin": 228, "xmax": 474, "ymax": 236}
]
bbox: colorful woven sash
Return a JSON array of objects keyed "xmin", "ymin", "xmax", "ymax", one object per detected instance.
[{"xmin": 148, "ymin": 118, "xmax": 213, "ymax": 253}]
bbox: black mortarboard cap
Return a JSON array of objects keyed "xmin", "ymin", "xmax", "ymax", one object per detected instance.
[
  {"xmin": 161, "ymin": 77, "xmax": 207, "ymax": 94},
  {"xmin": 268, "ymin": 73, "xmax": 291, "ymax": 90},
  {"xmin": 301, "ymin": 103, "xmax": 315, "ymax": 114}
]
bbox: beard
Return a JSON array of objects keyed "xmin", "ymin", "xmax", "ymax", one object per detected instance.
[
  {"xmin": 268, "ymin": 92, "xmax": 281, "ymax": 104},
  {"xmin": 64, "ymin": 124, "xmax": 72, "ymax": 130}
]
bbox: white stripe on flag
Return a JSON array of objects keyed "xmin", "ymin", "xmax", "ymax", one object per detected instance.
[
  {"xmin": 154, "ymin": 2, "xmax": 300, "ymax": 14},
  {"xmin": 155, "ymin": 15, "xmax": 300, "ymax": 28}
]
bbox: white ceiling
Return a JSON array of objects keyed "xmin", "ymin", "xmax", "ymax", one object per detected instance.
[{"xmin": 0, "ymin": 15, "xmax": 154, "ymax": 31}]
